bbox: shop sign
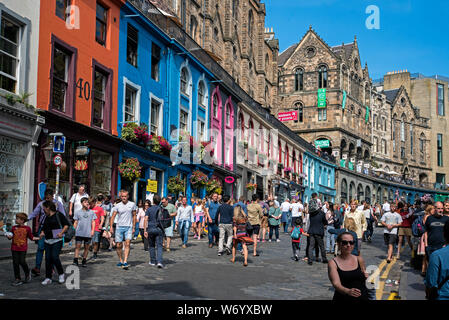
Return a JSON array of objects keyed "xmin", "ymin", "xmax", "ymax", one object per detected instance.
[
  {"xmin": 74, "ymin": 159, "xmax": 88, "ymax": 171},
  {"xmin": 278, "ymin": 111, "xmax": 298, "ymax": 122},
  {"xmin": 224, "ymin": 176, "xmax": 235, "ymax": 184},
  {"xmin": 315, "ymin": 140, "xmax": 330, "ymax": 148},
  {"xmin": 149, "ymin": 169, "xmax": 157, "ymax": 181},
  {"xmin": 147, "ymin": 180, "xmax": 158, "ymax": 193},
  {"xmin": 317, "ymin": 88, "xmax": 326, "ymax": 108},
  {"xmin": 76, "ymin": 146, "xmax": 89, "ymax": 156}
]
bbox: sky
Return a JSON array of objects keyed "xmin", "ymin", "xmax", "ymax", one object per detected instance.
[{"xmin": 263, "ymin": 0, "xmax": 449, "ymax": 81}]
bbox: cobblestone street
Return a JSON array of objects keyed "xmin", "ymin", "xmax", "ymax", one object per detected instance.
[{"xmin": 0, "ymin": 228, "xmax": 390, "ymax": 300}]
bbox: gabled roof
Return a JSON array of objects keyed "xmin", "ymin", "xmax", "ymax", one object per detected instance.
[
  {"xmin": 331, "ymin": 43, "xmax": 354, "ymax": 60},
  {"xmin": 383, "ymin": 89, "xmax": 400, "ymax": 103},
  {"xmin": 278, "ymin": 43, "xmax": 298, "ymax": 66}
]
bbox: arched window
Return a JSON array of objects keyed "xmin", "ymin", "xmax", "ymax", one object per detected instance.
[
  {"xmin": 212, "ymin": 94, "xmax": 218, "ymax": 118},
  {"xmin": 318, "ymin": 65, "xmax": 328, "ymax": 88},
  {"xmin": 248, "ymin": 10, "xmax": 253, "ymax": 36},
  {"xmin": 190, "ymin": 15, "xmax": 198, "ymax": 41},
  {"xmin": 226, "ymin": 103, "xmax": 231, "ymax": 126},
  {"xmin": 238, "ymin": 112, "xmax": 244, "ymax": 140},
  {"xmin": 249, "ymin": 120, "xmax": 254, "ymax": 146},
  {"xmin": 180, "ymin": 67, "xmax": 189, "ymax": 95},
  {"xmin": 232, "ymin": 0, "xmax": 238, "ymax": 20},
  {"xmin": 294, "ymin": 102, "xmax": 304, "ymax": 123},
  {"xmin": 295, "ymin": 68, "xmax": 304, "ymax": 91},
  {"xmin": 198, "ymin": 81, "xmax": 205, "ymax": 106},
  {"xmin": 400, "ymin": 115, "xmax": 406, "ymax": 142}
]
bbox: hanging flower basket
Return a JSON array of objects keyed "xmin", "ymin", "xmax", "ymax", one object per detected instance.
[
  {"xmin": 206, "ymin": 178, "xmax": 222, "ymax": 195},
  {"xmin": 167, "ymin": 176, "xmax": 185, "ymax": 195},
  {"xmin": 190, "ymin": 170, "xmax": 209, "ymax": 188},
  {"xmin": 148, "ymin": 135, "xmax": 172, "ymax": 156},
  {"xmin": 118, "ymin": 158, "xmax": 142, "ymax": 183},
  {"xmin": 246, "ymin": 183, "xmax": 257, "ymax": 191},
  {"xmin": 121, "ymin": 122, "xmax": 150, "ymax": 146}
]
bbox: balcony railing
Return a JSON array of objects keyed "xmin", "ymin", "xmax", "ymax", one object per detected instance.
[{"xmin": 367, "ymin": 171, "xmax": 448, "ymax": 191}]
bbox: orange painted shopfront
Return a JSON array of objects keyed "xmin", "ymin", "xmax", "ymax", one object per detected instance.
[{"xmin": 36, "ymin": 0, "xmax": 124, "ymax": 136}]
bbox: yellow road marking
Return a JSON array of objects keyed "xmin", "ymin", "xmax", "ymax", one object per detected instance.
[{"xmin": 376, "ymin": 258, "xmax": 397, "ymax": 300}]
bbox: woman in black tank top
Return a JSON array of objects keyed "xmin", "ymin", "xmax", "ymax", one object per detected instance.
[{"xmin": 328, "ymin": 232, "xmax": 369, "ymax": 300}]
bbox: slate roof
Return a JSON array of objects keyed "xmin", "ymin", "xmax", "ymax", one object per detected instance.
[
  {"xmin": 331, "ymin": 43, "xmax": 354, "ymax": 59},
  {"xmin": 278, "ymin": 43, "xmax": 298, "ymax": 66},
  {"xmin": 383, "ymin": 89, "xmax": 400, "ymax": 103}
]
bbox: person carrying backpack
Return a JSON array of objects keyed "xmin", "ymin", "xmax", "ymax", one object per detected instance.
[
  {"xmin": 291, "ymin": 217, "xmax": 307, "ymax": 261},
  {"xmin": 144, "ymin": 194, "xmax": 165, "ymax": 268}
]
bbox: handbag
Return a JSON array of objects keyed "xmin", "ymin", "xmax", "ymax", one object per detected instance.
[
  {"xmin": 55, "ymin": 211, "xmax": 75, "ymax": 242},
  {"xmin": 245, "ymin": 221, "xmax": 253, "ymax": 233}
]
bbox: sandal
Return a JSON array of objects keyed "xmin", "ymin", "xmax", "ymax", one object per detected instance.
[{"xmin": 243, "ymin": 262, "xmax": 248, "ymax": 267}]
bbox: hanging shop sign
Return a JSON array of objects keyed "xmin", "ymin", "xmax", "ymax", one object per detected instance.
[
  {"xmin": 317, "ymin": 88, "xmax": 326, "ymax": 108},
  {"xmin": 147, "ymin": 180, "xmax": 158, "ymax": 193},
  {"xmin": 74, "ymin": 159, "xmax": 88, "ymax": 171},
  {"xmin": 278, "ymin": 111, "xmax": 298, "ymax": 122},
  {"xmin": 75, "ymin": 146, "xmax": 90, "ymax": 156},
  {"xmin": 224, "ymin": 176, "xmax": 235, "ymax": 184}
]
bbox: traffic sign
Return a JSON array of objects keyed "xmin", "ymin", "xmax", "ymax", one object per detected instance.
[
  {"xmin": 53, "ymin": 135, "xmax": 65, "ymax": 153},
  {"xmin": 53, "ymin": 154, "xmax": 63, "ymax": 167}
]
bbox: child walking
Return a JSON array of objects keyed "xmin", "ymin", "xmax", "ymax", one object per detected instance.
[
  {"xmin": 6, "ymin": 213, "xmax": 39, "ymax": 286},
  {"xmin": 291, "ymin": 217, "xmax": 307, "ymax": 261}
]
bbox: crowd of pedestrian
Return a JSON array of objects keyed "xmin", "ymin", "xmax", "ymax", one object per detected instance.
[{"xmin": 5, "ymin": 184, "xmax": 449, "ymax": 300}]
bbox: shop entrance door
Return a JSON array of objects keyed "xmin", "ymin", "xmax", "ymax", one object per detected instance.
[{"xmin": 137, "ymin": 180, "xmax": 147, "ymax": 204}]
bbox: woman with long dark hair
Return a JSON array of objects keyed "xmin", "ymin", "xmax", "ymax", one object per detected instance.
[{"xmin": 39, "ymin": 200, "xmax": 70, "ymax": 285}]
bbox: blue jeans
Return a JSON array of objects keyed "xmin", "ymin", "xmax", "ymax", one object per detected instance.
[
  {"xmin": 44, "ymin": 240, "xmax": 64, "ymax": 279},
  {"xmin": 35, "ymin": 233, "xmax": 45, "ymax": 269},
  {"xmin": 179, "ymin": 220, "xmax": 192, "ymax": 245},
  {"xmin": 284, "ymin": 212, "xmax": 292, "ymax": 233},
  {"xmin": 134, "ymin": 222, "xmax": 140, "ymax": 238},
  {"xmin": 148, "ymin": 227, "xmax": 164, "ymax": 264},
  {"xmin": 208, "ymin": 223, "xmax": 219, "ymax": 245},
  {"xmin": 326, "ymin": 225, "xmax": 336, "ymax": 252}
]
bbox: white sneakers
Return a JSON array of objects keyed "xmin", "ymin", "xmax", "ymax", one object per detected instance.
[{"xmin": 41, "ymin": 274, "xmax": 64, "ymax": 285}]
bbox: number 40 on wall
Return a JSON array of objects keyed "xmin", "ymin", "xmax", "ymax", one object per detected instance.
[{"xmin": 76, "ymin": 78, "xmax": 91, "ymax": 101}]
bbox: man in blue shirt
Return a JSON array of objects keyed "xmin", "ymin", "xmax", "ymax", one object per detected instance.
[
  {"xmin": 426, "ymin": 220, "xmax": 449, "ymax": 300},
  {"xmin": 29, "ymin": 188, "xmax": 66, "ymax": 277},
  {"xmin": 216, "ymin": 195, "xmax": 234, "ymax": 256},
  {"xmin": 233, "ymin": 196, "xmax": 247, "ymax": 215},
  {"xmin": 205, "ymin": 193, "xmax": 221, "ymax": 248}
]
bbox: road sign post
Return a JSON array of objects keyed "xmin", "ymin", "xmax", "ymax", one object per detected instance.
[{"xmin": 53, "ymin": 154, "xmax": 63, "ymax": 196}]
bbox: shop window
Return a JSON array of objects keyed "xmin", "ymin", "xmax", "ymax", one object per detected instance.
[
  {"xmin": 90, "ymin": 149, "xmax": 112, "ymax": 196},
  {"xmin": 95, "ymin": 2, "xmax": 108, "ymax": 46},
  {"xmin": 0, "ymin": 136, "xmax": 26, "ymax": 225}
]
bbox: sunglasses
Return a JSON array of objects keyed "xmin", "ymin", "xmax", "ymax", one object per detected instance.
[{"xmin": 340, "ymin": 240, "xmax": 355, "ymax": 246}]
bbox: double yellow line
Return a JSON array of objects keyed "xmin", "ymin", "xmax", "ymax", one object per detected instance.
[{"xmin": 375, "ymin": 257, "xmax": 398, "ymax": 300}]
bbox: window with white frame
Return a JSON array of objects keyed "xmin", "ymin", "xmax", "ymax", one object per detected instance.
[
  {"xmin": 310, "ymin": 161, "xmax": 315, "ymax": 189},
  {"xmin": 180, "ymin": 109, "xmax": 188, "ymax": 131},
  {"xmin": 51, "ymin": 45, "xmax": 70, "ymax": 112},
  {"xmin": 150, "ymin": 98, "xmax": 161, "ymax": 136},
  {"xmin": 92, "ymin": 69, "xmax": 107, "ymax": 128},
  {"xmin": 0, "ymin": 15, "xmax": 21, "ymax": 93},
  {"xmin": 318, "ymin": 108, "xmax": 327, "ymax": 121},
  {"xmin": 303, "ymin": 158, "xmax": 308, "ymax": 186},
  {"xmin": 212, "ymin": 94, "xmax": 218, "ymax": 118},
  {"xmin": 180, "ymin": 67, "xmax": 188, "ymax": 95},
  {"xmin": 124, "ymin": 84, "xmax": 138, "ymax": 122},
  {"xmin": 198, "ymin": 81, "xmax": 205, "ymax": 107},
  {"xmin": 226, "ymin": 103, "xmax": 231, "ymax": 126},
  {"xmin": 226, "ymin": 138, "xmax": 231, "ymax": 166},
  {"xmin": 327, "ymin": 169, "xmax": 331, "ymax": 187},
  {"xmin": 198, "ymin": 119, "xmax": 206, "ymax": 141}
]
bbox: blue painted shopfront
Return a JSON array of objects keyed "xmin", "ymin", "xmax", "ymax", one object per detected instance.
[{"xmin": 303, "ymin": 152, "xmax": 336, "ymax": 204}]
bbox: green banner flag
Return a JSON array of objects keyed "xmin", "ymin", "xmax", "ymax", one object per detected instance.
[
  {"xmin": 342, "ymin": 90, "xmax": 347, "ymax": 110},
  {"xmin": 348, "ymin": 162, "xmax": 354, "ymax": 170},
  {"xmin": 315, "ymin": 140, "xmax": 330, "ymax": 148},
  {"xmin": 340, "ymin": 159, "xmax": 346, "ymax": 168},
  {"xmin": 365, "ymin": 105, "xmax": 370, "ymax": 123},
  {"xmin": 317, "ymin": 88, "xmax": 326, "ymax": 108}
]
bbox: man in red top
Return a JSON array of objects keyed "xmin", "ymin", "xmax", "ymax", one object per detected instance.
[
  {"xmin": 90, "ymin": 196, "xmax": 105, "ymax": 260},
  {"xmin": 396, "ymin": 202, "xmax": 414, "ymax": 259}
]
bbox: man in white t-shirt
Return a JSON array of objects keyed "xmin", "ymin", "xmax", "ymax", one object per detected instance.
[
  {"xmin": 109, "ymin": 190, "xmax": 137, "ymax": 270},
  {"xmin": 280, "ymin": 199, "xmax": 292, "ymax": 233},
  {"xmin": 380, "ymin": 203, "xmax": 403, "ymax": 263},
  {"xmin": 69, "ymin": 185, "xmax": 89, "ymax": 217},
  {"xmin": 291, "ymin": 199, "xmax": 304, "ymax": 221}
]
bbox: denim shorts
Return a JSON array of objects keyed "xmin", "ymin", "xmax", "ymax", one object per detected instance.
[
  {"xmin": 92, "ymin": 231, "xmax": 102, "ymax": 243},
  {"xmin": 115, "ymin": 226, "xmax": 133, "ymax": 242}
]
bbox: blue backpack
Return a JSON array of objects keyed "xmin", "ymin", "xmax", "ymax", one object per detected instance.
[
  {"xmin": 412, "ymin": 214, "xmax": 425, "ymax": 237},
  {"xmin": 291, "ymin": 226, "xmax": 301, "ymax": 240}
]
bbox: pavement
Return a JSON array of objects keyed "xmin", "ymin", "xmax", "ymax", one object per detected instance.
[{"xmin": 0, "ymin": 227, "xmax": 426, "ymax": 300}]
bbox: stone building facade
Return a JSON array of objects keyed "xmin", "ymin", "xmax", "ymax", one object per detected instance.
[
  {"xmin": 157, "ymin": 0, "xmax": 279, "ymax": 108},
  {"xmin": 276, "ymin": 27, "xmax": 372, "ymax": 168},
  {"xmin": 378, "ymin": 71, "xmax": 449, "ymax": 190}
]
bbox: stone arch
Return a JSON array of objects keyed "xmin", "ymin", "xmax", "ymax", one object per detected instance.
[
  {"xmin": 365, "ymin": 186, "xmax": 371, "ymax": 204},
  {"xmin": 341, "ymin": 179, "xmax": 348, "ymax": 203},
  {"xmin": 349, "ymin": 181, "xmax": 356, "ymax": 201},
  {"xmin": 357, "ymin": 184, "xmax": 364, "ymax": 201}
]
